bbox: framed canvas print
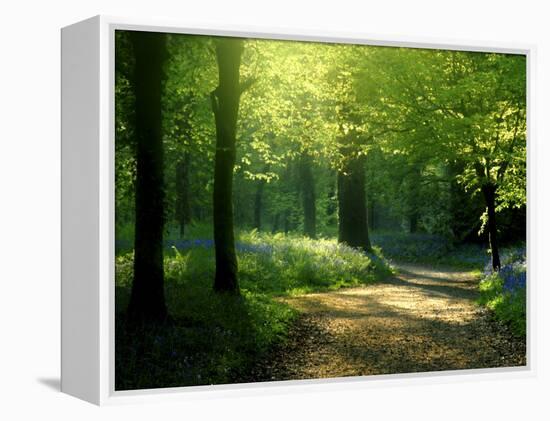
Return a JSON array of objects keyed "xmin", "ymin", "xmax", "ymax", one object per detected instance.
[{"xmin": 61, "ymin": 15, "xmax": 532, "ymax": 405}]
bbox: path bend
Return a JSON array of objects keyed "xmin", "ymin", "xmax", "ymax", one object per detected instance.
[{"xmin": 252, "ymin": 263, "xmax": 526, "ymax": 381}]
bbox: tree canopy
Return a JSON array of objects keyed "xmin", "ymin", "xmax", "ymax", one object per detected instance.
[{"xmin": 115, "ymin": 30, "xmax": 526, "ymax": 301}]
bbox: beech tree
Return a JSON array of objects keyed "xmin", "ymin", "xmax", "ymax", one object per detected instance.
[
  {"xmin": 329, "ymin": 46, "xmax": 374, "ymax": 252},
  {"xmin": 356, "ymin": 48, "xmax": 526, "ymax": 269},
  {"xmin": 115, "ymin": 34, "xmax": 526, "ymax": 313},
  {"xmin": 298, "ymin": 153, "xmax": 317, "ymax": 238},
  {"xmin": 210, "ymin": 37, "xmax": 251, "ymax": 293},
  {"xmin": 126, "ymin": 31, "xmax": 169, "ymax": 323}
]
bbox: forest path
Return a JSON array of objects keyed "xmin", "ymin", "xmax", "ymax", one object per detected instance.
[{"xmin": 253, "ymin": 263, "xmax": 525, "ymax": 381}]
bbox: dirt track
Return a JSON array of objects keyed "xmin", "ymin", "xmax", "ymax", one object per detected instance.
[{"xmin": 252, "ymin": 264, "xmax": 526, "ymax": 381}]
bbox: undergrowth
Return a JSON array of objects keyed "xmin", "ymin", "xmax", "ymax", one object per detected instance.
[
  {"xmin": 115, "ymin": 230, "xmax": 391, "ymax": 390},
  {"xmin": 371, "ymin": 232, "xmax": 488, "ymax": 269},
  {"xmin": 478, "ymin": 246, "xmax": 526, "ymax": 337}
]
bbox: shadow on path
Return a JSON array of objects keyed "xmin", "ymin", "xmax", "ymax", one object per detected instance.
[
  {"xmin": 386, "ymin": 265, "xmax": 479, "ymax": 301},
  {"xmin": 249, "ymin": 263, "xmax": 526, "ymax": 382}
]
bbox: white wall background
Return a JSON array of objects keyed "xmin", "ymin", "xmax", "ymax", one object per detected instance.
[{"xmin": 0, "ymin": 0, "xmax": 548, "ymax": 419}]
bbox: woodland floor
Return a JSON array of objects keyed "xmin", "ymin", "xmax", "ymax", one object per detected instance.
[{"xmin": 246, "ymin": 263, "xmax": 526, "ymax": 381}]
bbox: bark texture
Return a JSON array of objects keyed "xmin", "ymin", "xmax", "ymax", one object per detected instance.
[
  {"xmin": 482, "ymin": 183, "xmax": 501, "ymax": 271},
  {"xmin": 338, "ymin": 154, "xmax": 372, "ymax": 252},
  {"xmin": 211, "ymin": 38, "xmax": 244, "ymax": 294},
  {"xmin": 127, "ymin": 31, "xmax": 169, "ymax": 323}
]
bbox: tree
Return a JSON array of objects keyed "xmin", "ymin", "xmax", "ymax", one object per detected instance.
[
  {"xmin": 210, "ymin": 37, "xmax": 248, "ymax": 294},
  {"xmin": 337, "ymin": 137, "xmax": 372, "ymax": 252},
  {"xmin": 114, "ymin": 31, "xmax": 137, "ymax": 237},
  {"xmin": 330, "ymin": 47, "xmax": 374, "ymax": 252},
  {"xmin": 163, "ymin": 36, "xmax": 218, "ymax": 234},
  {"xmin": 356, "ymin": 48, "xmax": 526, "ymax": 268},
  {"xmin": 458, "ymin": 54, "xmax": 526, "ymax": 270},
  {"xmin": 175, "ymin": 153, "xmax": 191, "ymax": 238},
  {"xmin": 442, "ymin": 53, "xmax": 525, "ymax": 270},
  {"xmin": 126, "ymin": 31, "xmax": 169, "ymax": 323},
  {"xmin": 298, "ymin": 153, "xmax": 316, "ymax": 238},
  {"xmin": 234, "ymin": 40, "xmax": 340, "ymax": 237},
  {"xmin": 253, "ymin": 164, "xmax": 270, "ymax": 230}
]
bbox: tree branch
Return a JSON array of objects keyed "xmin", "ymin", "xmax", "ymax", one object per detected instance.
[{"xmin": 497, "ymin": 109, "xmax": 524, "ymax": 181}]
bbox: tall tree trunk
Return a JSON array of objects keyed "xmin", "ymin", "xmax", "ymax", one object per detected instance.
[
  {"xmin": 276, "ymin": 162, "xmax": 294, "ymax": 234},
  {"xmin": 271, "ymin": 213, "xmax": 280, "ymax": 233},
  {"xmin": 283, "ymin": 210, "xmax": 291, "ymax": 233},
  {"xmin": 299, "ymin": 154, "xmax": 316, "ymax": 238},
  {"xmin": 127, "ymin": 32, "xmax": 168, "ymax": 323},
  {"xmin": 253, "ymin": 181, "xmax": 264, "ymax": 230},
  {"xmin": 407, "ymin": 164, "xmax": 421, "ymax": 234},
  {"xmin": 409, "ymin": 213, "xmax": 418, "ymax": 234},
  {"xmin": 211, "ymin": 38, "xmax": 244, "ymax": 294},
  {"xmin": 482, "ymin": 183, "xmax": 501, "ymax": 271},
  {"xmin": 367, "ymin": 197, "xmax": 376, "ymax": 231},
  {"xmin": 338, "ymin": 154, "xmax": 372, "ymax": 252},
  {"xmin": 253, "ymin": 165, "xmax": 269, "ymax": 230},
  {"xmin": 175, "ymin": 153, "xmax": 191, "ymax": 239}
]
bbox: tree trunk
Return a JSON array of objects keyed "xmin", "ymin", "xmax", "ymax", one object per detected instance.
[
  {"xmin": 283, "ymin": 210, "xmax": 291, "ymax": 233},
  {"xmin": 338, "ymin": 155, "xmax": 372, "ymax": 252},
  {"xmin": 410, "ymin": 213, "xmax": 418, "ymax": 234},
  {"xmin": 253, "ymin": 181, "xmax": 264, "ymax": 230},
  {"xmin": 271, "ymin": 213, "xmax": 280, "ymax": 233},
  {"xmin": 253, "ymin": 165, "xmax": 269, "ymax": 230},
  {"xmin": 407, "ymin": 164, "xmax": 421, "ymax": 234},
  {"xmin": 482, "ymin": 183, "xmax": 501, "ymax": 271},
  {"xmin": 367, "ymin": 197, "xmax": 376, "ymax": 231},
  {"xmin": 211, "ymin": 38, "xmax": 244, "ymax": 294},
  {"xmin": 127, "ymin": 32, "xmax": 168, "ymax": 323},
  {"xmin": 299, "ymin": 154, "xmax": 316, "ymax": 238},
  {"xmin": 175, "ymin": 153, "xmax": 191, "ymax": 239}
]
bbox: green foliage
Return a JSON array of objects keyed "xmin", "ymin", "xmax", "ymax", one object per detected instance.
[
  {"xmin": 116, "ymin": 32, "xmax": 526, "ymax": 245},
  {"xmin": 356, "ymin": 48, "xmax": 526, "ymax": 237},
  {"xmin": 114, "ymin": 31, "xmax": 527, "ymax": 387},
  {"xmin": 478, "ymin": 248, "xmax": 527, "ymax": 337},
  {"xmin": 115, "ymin": 230, "xmax": 391, "ymax": 389},
  {"xmin": 479, "ymin": 274, "xmax": 526, "ymax": 337},
  {"xmin": 237, "ymin": 230, "xmax": 391, "ymax": 295},
  {"xmin": 371, "ymin": 232, "xmax": 490, "ymax": 269},
  {"xmin": 116, "ymin": 284, "xmax": 295, "ymax": 389}
]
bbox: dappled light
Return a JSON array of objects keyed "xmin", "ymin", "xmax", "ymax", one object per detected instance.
[
  {"xmin": 257, "ymin": 265, "xmax": 525, "ymax": 380},
  {"xmin": 114, "ymin": 30, "xmax": 526, "ymax": 390}
]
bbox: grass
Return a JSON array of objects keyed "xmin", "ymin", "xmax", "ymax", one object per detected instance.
[
  {"xmin": 237, "ymin": 230, "xmax": 391, "ymax": 295},
  {"xmin": 115, "ymin": 229, "xmax": 391, "ymax": 390},
  {"xmin": 478, "ymin": 245, "xmax": 527, "ymax": 337},
  {"xmin": 115, "ymin": 226, "xmax": 526, "ymax": 389}
]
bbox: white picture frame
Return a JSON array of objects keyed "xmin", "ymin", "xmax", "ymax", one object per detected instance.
[{"xmin": 61, "ymin": 15, "xmax": 534, "ymax": 406}]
